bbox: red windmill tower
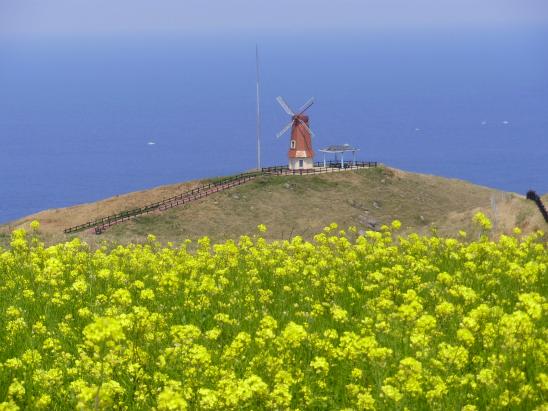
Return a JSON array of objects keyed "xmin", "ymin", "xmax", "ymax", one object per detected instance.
[{"xmin": 276, "ymin": 96, "xmax": 315, "ymax": 170}]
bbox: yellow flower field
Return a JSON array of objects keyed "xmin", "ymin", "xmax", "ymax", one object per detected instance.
[{"xmin": 0, "ymin": 218, "xmax": 546, "ymax": 410}]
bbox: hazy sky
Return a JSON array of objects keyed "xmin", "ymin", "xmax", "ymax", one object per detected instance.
[{"xmin": 1, "ymin": 0, "xmax": 547, "ymax": 37}]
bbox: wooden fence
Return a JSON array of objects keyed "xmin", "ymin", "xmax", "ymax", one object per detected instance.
[
  {"xmin": 262, "ymin": 161, "xmax": 377, "ymax": 175},
  {"xmin": 64, "ymin": 172, "xmax": 259, "ymax": 234},
  {"xmin": 64, "ymin": 161, "xmax": 377, "ymax": 235}
]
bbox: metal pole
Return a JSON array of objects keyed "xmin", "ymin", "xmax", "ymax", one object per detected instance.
[{"xmin": 255, "ymin": 44, "xmax": 261, "ymax": 171}]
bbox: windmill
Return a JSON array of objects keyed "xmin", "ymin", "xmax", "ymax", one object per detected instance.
[{"xmin": 276, "ymin": 96, "xmax": 315, "ymax": 170}]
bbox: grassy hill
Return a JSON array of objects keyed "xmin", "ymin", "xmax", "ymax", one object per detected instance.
[{"xmin": 1, "ymin": 166, "xmax": 546, "ymax": 247}]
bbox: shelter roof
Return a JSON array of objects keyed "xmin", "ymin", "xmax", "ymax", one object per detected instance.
[{"xmin": 319, "ymin": 144, "xmax": 360, "ymax": 153}]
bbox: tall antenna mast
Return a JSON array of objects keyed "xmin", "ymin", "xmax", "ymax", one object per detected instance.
[{"xmin": 255, "ymin": 44, "xmax": 261, "ymax": 171}]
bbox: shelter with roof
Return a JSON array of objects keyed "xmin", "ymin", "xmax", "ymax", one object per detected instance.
[{"xmin": 318, "ymin": 144, "xmax": 360, "ymax": 168}]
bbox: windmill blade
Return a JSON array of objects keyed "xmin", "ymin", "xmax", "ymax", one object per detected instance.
[
  {"xmin": 276, "ymin": 96, "xmax": 295, "ymax": 116},
  {"xmin": 296, "ymin": 97, "xmax": 314, "ymax": 115},
  {"xmin": 298, "ymin": 118, "xmax": 315, "ymax": 138},
  {"xmin": 276, "ymin": 120, "xmax": 293, "ymax": 139}
]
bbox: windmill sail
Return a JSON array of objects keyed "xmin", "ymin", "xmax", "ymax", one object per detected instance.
[
  {"xmin": 276, "ymin": 121, "xmax": 293, "ymax": 139},
  {"xmin": 276, "ymin": 96, "xmax": 295, "ymax": 116},
  {"xmin": 297, "ymin": 98, "xmax": 314, "ymax": 115}
]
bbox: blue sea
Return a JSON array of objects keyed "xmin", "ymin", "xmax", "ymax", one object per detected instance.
[{"xmin": 1, "ymin": 28, "xmax": 547, "ymax": 224}]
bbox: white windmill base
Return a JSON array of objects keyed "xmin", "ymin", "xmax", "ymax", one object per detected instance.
[{"xmin": 288, "ymin": 157, "xmax": 314, "ymax": 170}]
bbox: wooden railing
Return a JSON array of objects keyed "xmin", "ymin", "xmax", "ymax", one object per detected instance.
[
  {"xmin": 64, "ymin": 161, "xmax": 378, "ymax": 234},
  {"xmin": 64, "ymin": 172, "xmax": 259, "ymax": 234},
  {"xmin": 262, "ymin": 161, "xmax": 377, "ymax": 175}
]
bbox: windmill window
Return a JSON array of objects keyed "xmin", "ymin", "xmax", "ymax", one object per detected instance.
[
  {"xmin": 299, "ymin": 159, "xmax": 304, "ymax": 168},
  {"xmin": 291, "ymin": 140, "xmax": 296, "ymax": 149}
]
